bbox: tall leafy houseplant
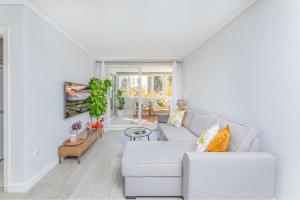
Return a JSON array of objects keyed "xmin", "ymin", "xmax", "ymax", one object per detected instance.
[
  {"xmin": 89, "ymin": 77, "xmax": 112, "ymax": 122},
  {"xmin": 116, "ymin": 89, "xmax": 125, "ymax": 117}
]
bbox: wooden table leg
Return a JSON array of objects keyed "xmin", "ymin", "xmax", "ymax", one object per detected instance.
[
  {"xmin": 77, "ymin": 157, "xmax": 80, "ymax": 164},
  {"xmin": 59, "ymin": 156, "xmax": 62, "ymax": 164}
]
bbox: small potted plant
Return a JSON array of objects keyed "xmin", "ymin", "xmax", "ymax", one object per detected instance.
[
  {"xmin": 116, "ymin": 89, "xmax": 125, "ymax": 117},
  {"xmin": 71, "ymin": 121, "xmax": 82, "ymax": 141},
  {"xmin": 157, "ymin": 100, "xmax": 165, "ymax": 109}
]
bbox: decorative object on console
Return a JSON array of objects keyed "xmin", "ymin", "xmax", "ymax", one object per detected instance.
[
  {"xmin": 91, "ymin": 118, "xmax": 104, "ymax": 129},
  {"xmin": 72, "ymin": 121, "xmax": 82, "ymax": 133},
  {"xmin": 59, "ymin": 128, "xmax": 102, "ymax": 164},
  {"xmin": 69, "ymin": 134, "xmax": 77, "ymax": 143},
  {"xmin": 86, "ymin": 122, "xmax": 91, "ymax": 131},
  {"xmin": 115, "ymin": 89, "xmax": 125, "ymax": 117},
  {"xmin": 196, "ymin": 123, "xmax": 220, "ymax": 152},
  {"xmin": 64, "ymin": 138, "xmax": 85, "ymax": 146},
  {"xmin": 167, "ymin": 109, "xmax": 186, "ymax": 127},
  {"xmin": 177, "ymin": 99, "xmax": 186, "ymax": 110},
  {"xmin": 86, "ymin": 118, "xmax": 104, "ymax": 136},
  {"xmin": 71, "ymin": 121, "xmax": 82, "ymax": 140}
]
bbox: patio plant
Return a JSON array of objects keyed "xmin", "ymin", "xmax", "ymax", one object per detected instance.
[
  {"xmin": 116, "ymin": 89, "xmax": 125, "ymax": 117},
  {"xmin": 157, "ymin": 99, "xmax": 165, "ymax": 109},
  {"xmin": 89, "ymin": 77, "xmax": 112, "ymax": 123}
]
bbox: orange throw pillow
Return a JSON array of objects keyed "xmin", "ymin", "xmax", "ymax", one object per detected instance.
[{"xmin": 206, "ymin": 125, "xmax": 230, "ymax": 152}]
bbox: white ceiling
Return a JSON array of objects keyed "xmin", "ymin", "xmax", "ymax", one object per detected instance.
[{"xmin": 29, "ymin": 0, "xmax": 258, "ymax": 60}]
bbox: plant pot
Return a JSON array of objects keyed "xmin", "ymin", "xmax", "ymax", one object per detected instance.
[{"xmin": 117, "ymin": 109, "xmax": 124, "ymax": 117}]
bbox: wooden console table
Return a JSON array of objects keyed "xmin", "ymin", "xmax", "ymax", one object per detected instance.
[{"xmin": 58, "ymin": 128, "xmax": 103, "ymax": 164}]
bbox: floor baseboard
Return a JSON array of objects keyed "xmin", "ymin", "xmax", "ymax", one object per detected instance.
[{"xmin": 7, "ymin": 159, "xmax": 58, "ymax": 193}]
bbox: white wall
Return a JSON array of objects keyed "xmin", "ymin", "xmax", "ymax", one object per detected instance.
[
  {"xmin": 22, "ymin": 7, "xmax": 95, "ymax": 181},
  {"xmin": 0, "ymin": 38, "xmax": 3, "ymax": 63},
  {"xmin": 0, "ymin": 5, "xmax": 25, "ymax": 183},
  {"xmin": 0, "ymin": 4, "xmax": 95, "ymax": 186},
  {"xmin": 183, "ymin": 0, "xmax": 300, "ymax": 199},
  {"xmin": 0, "ymin": 37, "xmax": 3, "ymax": 160}
]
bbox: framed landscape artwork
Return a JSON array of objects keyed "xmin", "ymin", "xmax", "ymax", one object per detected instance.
[{"xmin": 65, "ymin": 82, "xmax": 90, "ymax": 118}]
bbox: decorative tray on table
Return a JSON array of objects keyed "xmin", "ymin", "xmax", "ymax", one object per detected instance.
[
  {"xmin": 134, "ymin": 130, "xmax": 146, "ymax": 135},
  {"xmin": 63, "ymin": 138, "xmax": 85, "ymax": 146}
]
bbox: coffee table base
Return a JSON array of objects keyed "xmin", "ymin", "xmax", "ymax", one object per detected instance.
[{"xmin": 129, "ymin": 135, "xmax": 150, "ymax": 141}]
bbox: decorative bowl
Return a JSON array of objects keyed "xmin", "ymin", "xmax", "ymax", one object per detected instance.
[{"xmin": 134, "ymin": 130, "xmax": 146, "ymax": 135}]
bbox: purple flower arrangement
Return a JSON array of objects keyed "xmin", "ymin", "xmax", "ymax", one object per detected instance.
[{"xmin": 71, "ymin": 121, "xmax": 82, "ymax": 133}]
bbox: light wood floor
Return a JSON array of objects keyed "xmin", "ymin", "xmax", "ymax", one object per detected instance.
[{"xmin": 0, "ymin": 131, "xmax": 181, "ymax": 200}]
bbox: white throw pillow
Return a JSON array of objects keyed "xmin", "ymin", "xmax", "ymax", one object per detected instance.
[
  {"xmin": 167, "ymin": 109, "xmax": 186, "ymax": 127},
  {"xmin": 195, "ymin": 123, "xmax": 220, "ymax": 152}
]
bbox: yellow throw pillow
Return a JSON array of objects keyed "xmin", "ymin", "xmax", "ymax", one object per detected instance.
[
  {"xmin": 206, "ymin": 125, "xmax": 230, "ymax": 152},
  {"xmin": 167, "ymin": 110, "xmax": 186, "ymax": 127}
]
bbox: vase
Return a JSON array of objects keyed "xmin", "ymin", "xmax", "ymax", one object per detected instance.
[
  {"xmin": 69, "ymin": 134, "xmax": 77, "ymax": 143},
  {"xmin": 73, "ymin": 130, "xmax": 80, "ymax": 141}
]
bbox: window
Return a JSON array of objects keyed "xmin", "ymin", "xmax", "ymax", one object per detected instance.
[
  {"xmin": 118, "ymin": 76, "xmax": 129, "ymax": 96},
  {"xmin": 153, "ymin": 76, "xmax": 163, "ymax": 96},
  {"xmin": 129, "ymin": 75, "xmax": 139, "ymax": 97},
  {"xmin": 165, "ymin": 75, "xmax": 172, "ymax": 98},
  {"xmin": 117, "ymin": 73, "xmax": 172, "ymax": 98},
  {"xmin": 141, "ymin": 76, "xmax": 150, "ymax": 97}
]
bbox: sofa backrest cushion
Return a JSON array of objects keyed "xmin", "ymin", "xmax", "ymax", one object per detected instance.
[
  {"xmin": 189, "ymin": 112, "xmax": 213, "ymax": 137},
  {"xmin": 210, "ymin": 117, "xmax": 258, "ymax": 152},
  {"xmin": 183, "ymin": 109, "xmax": 194, "ymax": 128},
  {"xmin": 250, "ymin": 137, "xmax": 260, "ymax": 152}
]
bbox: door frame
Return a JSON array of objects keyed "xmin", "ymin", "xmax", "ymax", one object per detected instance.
[
  {"xmin": 105, "ymin": 65, "xmax": 144, "ymax": 129},
  {"xmin": 0, "ymin": 27, "xmax": 11, "ymax": 191}
]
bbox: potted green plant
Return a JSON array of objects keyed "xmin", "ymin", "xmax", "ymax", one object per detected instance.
[
  {"xmin": 88, "ymin": 77, "xmax": 112, "ymax": 125},
  {"xmin": 157, "ymin": 99, "xmax": 165, "ymax": 109},
  {"xmin": 116, "ymin": 89, "xmax": 125, "ymax": 117}
]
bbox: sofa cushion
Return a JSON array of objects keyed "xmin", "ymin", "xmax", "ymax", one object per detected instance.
[
  {"xmin": 183, "ymin": 109, "xmax": 194, "ymax": 128},
  {"xmin": 158, "ymin": 123, "xmax": 197, "ymax": 142},
  {"xmin": 210, "ymin": 117, "xmax": 258, "ymax": 152},
  {"xmin": 206, "ymin": 125, "xmax": 230, "ymax": 152},
  {"xmin": 196, "ymin": 123, "xmax": 220, "ymax": 152},
  {"xmin": 189, "ymin": 112, "xmax": 213, "ymax": 137},
  {"xmin": 122, "ymin": 141, "xmax": 195, "ymax": 177},
  {"xmin": 167, "ymin": 110, "xmax": 186, "ymax": 127},
  {"xmin": 250, "ymin": 137, "xmax": 260, "ymax": 152}
]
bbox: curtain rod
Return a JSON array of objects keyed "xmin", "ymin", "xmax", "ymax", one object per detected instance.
[{"xmin": 95, "ymin": 59, "xmax": 183, "ymax": 64}]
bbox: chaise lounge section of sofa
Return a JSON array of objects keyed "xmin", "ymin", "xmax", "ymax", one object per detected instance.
[{"xmin": 121, "ymin": 109, "xmax": 275, "ymax": 199}]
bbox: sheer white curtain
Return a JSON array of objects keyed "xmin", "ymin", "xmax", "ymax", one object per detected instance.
[
  {"xmin": 94, "ymin": 61, "xmax": 106, "ymax": 79},
  {"xmin": 94, "ymin": 61, "xmax": 101, "ymax": 78},
  {"xmin": 94, "ymin": 61, "xmax": 110, "ymax": 123},
  {"xmin": 171, "ymin": 61, "xmax": 183, "ymax": 110}
]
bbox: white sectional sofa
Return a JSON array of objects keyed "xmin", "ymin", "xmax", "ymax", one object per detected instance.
[{"xmin": 121, "ymin": 109, "xmax": 275, "ymax": 199}]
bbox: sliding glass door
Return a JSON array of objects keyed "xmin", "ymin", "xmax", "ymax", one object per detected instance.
[
  {"xmin": 107, "ymin": 66, "xmax": 141, "ymax": 126},
  {"xmin": 139, "ymin": 71, "xmax": 172, "ymax": 125},
  {"xmin": 106, "ymin": 63, "xmax": 173, "ymax": 128}
]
